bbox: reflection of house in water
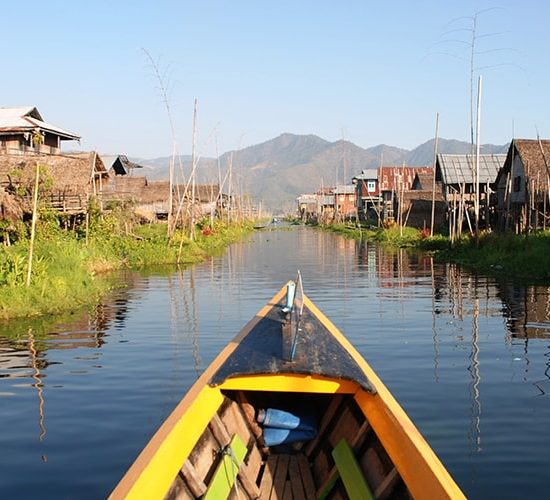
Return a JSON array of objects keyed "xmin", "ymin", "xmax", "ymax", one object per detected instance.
[
  {"xmin": 497, "ymin": 283, "xmax": 550, "ymax": 339},
  {"xmin": 355, "ymin": 240, "xmax": 440, "ymax": 291}
]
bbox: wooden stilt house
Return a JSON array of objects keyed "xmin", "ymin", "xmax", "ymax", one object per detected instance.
[
  {"xmin": 0, "ymin": 106, "xmax": 80, "ymax": 155},
  {"xmin": 436, "ymin": 153, "xmax": 506, "ymax": 230},
  {"xmin": 495, "ymin": 139, "xmax": 550, "ymax": 232},
  {"xmin": 0, "ymin": 152, "xmax": 108, "ymax": 214}
]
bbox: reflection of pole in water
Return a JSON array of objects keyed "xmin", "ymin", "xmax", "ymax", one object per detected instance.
[
  {"xmin": 468, "ymin": 298, "xmax": 482, "ymax": 453},
  {"xmin": 188, "ymin": 267, "xmax": 202, "ymax": 378},
  {"xmin": 430, "ymin": 257, "xmax": 439, "ymax": 383},
  {"xmin": 175, "ymin": 267, "xmax": 202, "ymax": 378},
  {"xmin": 532, "ymin": 345, "xmax": 550, "ymax": 396},
  {"xmin": 28, "ymin": 329, "xmax": 46, "ymax": 442}
]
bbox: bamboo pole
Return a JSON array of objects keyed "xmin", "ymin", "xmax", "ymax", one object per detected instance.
[
  {"xmin": 190, "ymin": 98, "xmax": 198, "ymax": 240},
  {"xmin": 26, "ymin": 162, "xmax": 40, "ymax": 287},
  {"xmin": 474, "ymin": 75, "xmax": 482, "ymax": 246},
  {"xmin": 430, "ymin": 112, "xmax": 440, "ymax": 236}
]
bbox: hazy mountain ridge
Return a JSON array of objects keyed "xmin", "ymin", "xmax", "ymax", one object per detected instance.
[{"xmin": 134, "ymin": 133, "xmax": 507, "ymax": 210}]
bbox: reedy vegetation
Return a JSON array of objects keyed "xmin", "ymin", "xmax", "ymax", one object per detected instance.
[
  {"xmin": 321, "ymin": 222, "xmax": 550, "ymax": 281},
  {"xmin": 0, "ymin": 208, "xmax": 253, "ymax": 320}
]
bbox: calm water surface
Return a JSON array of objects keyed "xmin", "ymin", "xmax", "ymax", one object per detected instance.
[{"xmin": 1, "ymin": 227, "xmax": 550, "ymax": 498}]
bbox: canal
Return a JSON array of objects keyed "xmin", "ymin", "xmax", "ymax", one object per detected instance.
[{"xmin": 1, "ymin": 226, "xmax": 549, "ymax": 498}]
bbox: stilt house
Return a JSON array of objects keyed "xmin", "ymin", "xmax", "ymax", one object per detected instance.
[
  {"xmin": 352, "ymin": 169, "xmax": 380, "ymax": 220},
  {"xmin": 495, "ymin": 139, "xmax": 550, "ymax": 232},
  {"xmin": 0, "ymin": 152, "xmax": 107, "ymax": 214},
  {"xmin": 436, "ymin": 153, "xmax": 506, "ymax": 229},
  {"xmin": 0, "ymin": 106, "xmax": 80, "ymax": 154}
]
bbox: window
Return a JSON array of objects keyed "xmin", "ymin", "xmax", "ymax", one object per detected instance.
[
  {"xmin": 513, "ymin": 176, "xmax": 521, "ymax": 192},
  {"xmin": 367, "ymin": 181, "xmax": 376, "ymax": 192}
]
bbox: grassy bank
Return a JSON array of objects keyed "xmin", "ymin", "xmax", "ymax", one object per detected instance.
[
  {"xmin": 0, "ymin": 214, "xmax": 253, "ymax": 320},
  {"xmin": 320, "ymin": 222, "xmax": 550, "ymax": 281},
  {"xmin": 432, "ymin": 231, "xmax": 550, "ymax": 281}
]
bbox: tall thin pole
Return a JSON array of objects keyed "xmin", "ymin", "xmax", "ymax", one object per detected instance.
[
  {"xmin": 26, "ymin": 162, "xmax": 40, "ymax": 287},
  {"xmin": 190, "ymin": 98, "xmax": 198, "ymax": 240},
  {"xmin": 430, "ymin": 112, "xmax": 440, "ymax": 236},
  {"xmin": 474, "ymin": 75, "xmax": 483, "ymax": 246}
]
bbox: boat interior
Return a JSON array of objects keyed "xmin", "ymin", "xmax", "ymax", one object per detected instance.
[{"xmin": 165, "ymin": 388, "xmax": 411, "ymax": 499}]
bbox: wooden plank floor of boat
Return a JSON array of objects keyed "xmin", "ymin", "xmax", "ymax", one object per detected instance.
[{"xmin": 164, "ymin": 390, "xmax": 409, "ymax": 500}]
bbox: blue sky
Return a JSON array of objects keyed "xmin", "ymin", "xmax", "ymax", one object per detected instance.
[{"xmin": 3, "ymin": 1, "xmax": 549, "ymax": 158}]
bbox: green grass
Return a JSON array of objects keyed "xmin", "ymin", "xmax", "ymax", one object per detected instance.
[
  {"xmin": 320, "ymin": 222, "xmax": 550, "ymax": 281},
  {"xmin": 0, "ymin": 215, "xmax": 254, "ymax": 320},
  {"xmin": 434, "ymin": 231, "xmax": 550, "ymax": 281}
]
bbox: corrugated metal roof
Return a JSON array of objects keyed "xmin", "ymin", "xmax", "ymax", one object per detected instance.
[
  {"xmin": 297, "ymin": 194, "xmax": 317, "ymax": 203},
  {"xmin": 0, "ymin": 106, "xmax": 41, "ymax": 119},
  {"xmin": 334, "ymin": 184, "xmax": 355, "ymax": 194},
  {"xmin": 0, "ymin": 106, "xmax": 80, "ymax": 140},
  {"xmin": 353, "ymin": 169, "xmax": 377, "ymax": 180},
  {"xmin": 437, "ymin": 154, "xmax": 505, "ymax": 185}
]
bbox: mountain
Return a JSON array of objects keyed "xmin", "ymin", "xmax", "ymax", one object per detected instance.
[
  {"xmin": 404, "ymin": 138, "xmax": 508, "ymax": 165},
  {"xmin": 134, "ymin": 133, "xmax": 507, "ymax": 210}
]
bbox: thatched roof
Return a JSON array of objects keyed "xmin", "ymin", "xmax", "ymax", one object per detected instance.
[
  {"xmin": 0, "ymin": 152, "xmax": 106, "ymax": 197},
  {"xmin": 505, "ymin": 139, "xmax": 550, "ymax": 190},
  {"xmin": 0, "ymin": 186, "xmax": 22, "ymax": 222},
  {"xmin": 194, "ymin": 184, "xmax": 220, "ymax": 202},
  {"xmin": 142, "ymin": 180, "xmax": 170, "ymax": 203}
]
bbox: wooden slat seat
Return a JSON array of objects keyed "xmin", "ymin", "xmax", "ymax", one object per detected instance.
[{"xmin": 258, "ymin": 453, "xmax": 315, "ymax": 500}]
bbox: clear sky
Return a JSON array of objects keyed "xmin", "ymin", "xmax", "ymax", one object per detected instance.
[{"xmin": 3, "ymin": 0, "xmax": 549, "ymax": 158}]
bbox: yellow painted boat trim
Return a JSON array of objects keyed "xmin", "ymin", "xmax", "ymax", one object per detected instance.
[
  {"xmin": 115, "ymin": 385, "xmax": 223, "ymax": 500},
  {"xmin": 219, "ymin": 373, "xmax": 358, "ymax": 394}
]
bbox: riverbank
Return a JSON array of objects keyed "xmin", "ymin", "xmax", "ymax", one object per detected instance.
[
  {"xmin": 320, "ymin": 222, "xmax": 550, "ymax": 281},
  {"xmin": 0, "ymin": 216, "xmax": 254, "ymax": 320}
]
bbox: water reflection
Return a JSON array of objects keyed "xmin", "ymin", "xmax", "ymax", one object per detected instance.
[
  {"xmin": 0, "ymin": 228, "xmax": 550, "ymax": 498},
  {"xmin": 27, "ymin": 330, "xmax": 46, "ymax": 441}
]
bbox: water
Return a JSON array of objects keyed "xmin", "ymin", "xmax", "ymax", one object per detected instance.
[{"xmin": 1, "ymin": 226, "xmax": 550, "ymax": 498}]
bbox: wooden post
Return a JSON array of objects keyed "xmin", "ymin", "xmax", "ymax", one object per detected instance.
[
  {"xmin": 26, "ymin": 162, "xmax": 40, "ymax": 287},
  {"xmin": 430, "ymin": 112, "xmax": 439, "ymax": 236},
  {"xmin": 82, "ymin": 209, "xmax": 88, "ymax": 246},
  {"xmin": 190, "ymin": 98, "xmax": 198, "ymax": 240},
  {"xmin": 474, "ymin": 75, "xmax": 482, "ymax": 246}
]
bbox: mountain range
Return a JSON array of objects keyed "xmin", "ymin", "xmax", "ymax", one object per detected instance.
[{"xmin": 136, "ymin": 133, "xmax": 508, "ymax": 211}]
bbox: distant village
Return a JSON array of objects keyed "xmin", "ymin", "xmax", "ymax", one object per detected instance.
[
  {"xmin": 0, "ymin": 106, "xmax": 549, "ymax": 237},
  {"xmin": 0, "ymin": 106, "xmax": 233, "ymax": 229},
  {"xmin": 297, "ymin": 140, "xmax": 550, "ymax": 235}
]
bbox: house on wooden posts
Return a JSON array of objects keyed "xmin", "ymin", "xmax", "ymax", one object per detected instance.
[
  {"xmin": 400, "ymin": 172, "xmax": 447, "ymax": 231},
  {"xmin": 192, "ymin": 184, "xmax": 222, "ymax": 216},
  {"xmin": 436, "ymin": 153, "xmax": 506, "ymax": 229},
  {"xmin": 297, "ymin": 194, "xmax": 318, "ymax": 221},
  {"xmin": 138, "ymin": 180, "xmax": 171, "ymax": 217},
  {"xmin": 495, "ymin": 139, "xmax": 550, "ymax": 232},
  {"xmin": 333, "ymin": 185, "xmax": 356, "ymax": 220},
  {"xmin": 378, "ymin": 166, "xmax": 432, "ymax": 222},
  {"xmin": 352, "ymin": 169, "xmax": 380, "ymax": 221},
  {"xmin": 0, "ymin": 152, "xmax": 107, "ymax": 214},
  {"xmin": 313, "ymin": 187, "xmax": 333, "ymax": 221},
  {"xmin": 0, "ymin": 106, "xmax": 80, "ymax": 155}
]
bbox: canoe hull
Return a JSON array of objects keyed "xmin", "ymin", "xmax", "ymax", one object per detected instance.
[{"xmin": 110, "ymin": 286, "xmax": 464, "ymax": 499}]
